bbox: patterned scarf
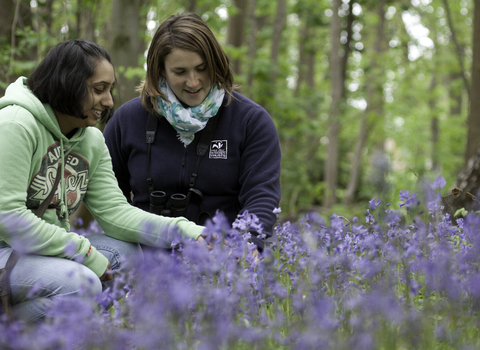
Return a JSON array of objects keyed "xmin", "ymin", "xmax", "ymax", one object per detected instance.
[{"xmin": 155, "ymin": 78, "xmax": 225, "ymax": 146}]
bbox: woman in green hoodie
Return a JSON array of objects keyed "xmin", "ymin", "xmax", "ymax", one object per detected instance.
[{"xmin": 0, "ymin": 40, "xmax": 205, "ymax": 323}]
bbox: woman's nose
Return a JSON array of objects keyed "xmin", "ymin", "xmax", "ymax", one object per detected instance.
[
  {"xmin": 186, "ymin": 72, "xmax": 199, "ymax": 87},
  {"xmin": 102, "ymin": 92, "xmax": 114, "ymax": 109}
]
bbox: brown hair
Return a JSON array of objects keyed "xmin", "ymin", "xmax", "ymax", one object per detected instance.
[{"xmin": 139, "ymin": 13, "xmax": 235, "ymax": 114}]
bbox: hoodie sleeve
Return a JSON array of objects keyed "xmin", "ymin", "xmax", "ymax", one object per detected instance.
[
  {"xmin": 83, "ymin": 129, "xmax": 204, "ymax": 247},
  {"xmin": 236, "ymin": 101, "xmax": 282, "ymax": 240},
  {"xmin": 0, "ymin": 111, "xmax": 109, "ymax": 277}
]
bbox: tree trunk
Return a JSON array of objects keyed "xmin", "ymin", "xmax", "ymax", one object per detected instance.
[
  {"xmin": 294, "ymin": 21, "xmax": 309, "ymax": 97},
  {"xmin": 465, "ymin": 0, "xmax": 480, "ymax": 162},
  {"xmin": 294, "ymin": 9, "xmax": 321, "ymax": 166},
  {"xmin": 429, "ymin": 77, "xmax": 440, "ymax": 172},
  {"xmin": 187, "ymin": 0, "xmax": 196, "ymax": 13},
  {"xmin": 0, "ymin": 0, "xmax": 15, "ymax": 41},
  {"xmin": 246, "ymin": 0, "xmax": 258, "ymax": 97},
  {"xmin": 226, "ymin": 0, "xmax": 248, "ymax": 75},
  {"xmin": 0, "ymin": 0, "xmax": 16, "ymax": 96},
  {"xmin": 343, "ymin": 110, "xmax": 368, "ymax": 205},
  {"xmin": 0, "ymin": 0, "xmax": 35, "ymax": 96},
  {"xmin": 341, "ymin": 2, "xmax": 354, "ymax": 86},
  {"xmin": 448, "ymin": 72, "xmax": 463, "ymax": 116},
  {"xmin": 110, "ymin": 0, "xmax": 144, "ymax": 106},
  {"xmin": 452, "ymin": 145, "xmax": 480, "ymax": 213},
  {"xmin": 343, "ymin": 0, "xmax": 387, "ymax": 205},
  {"xmin": 33, "ymin": 0, "xmax": 54, "ymax": 36},
  {"xmin": 75, "ymin": 0, "xmax": 97, "ymax": 41},
  {"xmin": 294, "ymin": 8, "xmax": 320, "ymax": 97},
  {"xmin": 324, "ymin": 0, "xmax": 344, "ymax": 208},
  {"xmin": 306, "ymin": 48, "xmax": 315, "ymax": 90},
  {"xmin": 270, "ymin": 0, "xmax": 287, "ymax": 83},
  {"xmin": 255, "ymin": 0, "xmax": 286, "ymax": 107},
  {"xmin": 442, "ymin": 0, "xmax": 471, "ymax": 100}
]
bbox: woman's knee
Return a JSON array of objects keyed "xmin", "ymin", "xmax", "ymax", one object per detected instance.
[
  {"xmin": 86, "ymin": 234, "xmax": 142, "ymax": 271},
  {"xmin": 62, "ymin": 263, "xmax": 102, "ymax": 296},
  {"xmin": 10, "ymin": 255, "xmax": 102, "ymax": 305},
  {"xmin": 10, "ymin": 257, "xmax": 101, "ymax": 323}
]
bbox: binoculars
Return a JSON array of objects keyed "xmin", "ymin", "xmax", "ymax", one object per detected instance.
[
  {"xmin": 150, "ymin": 191, "xmax": 187, "ymax": 217},
  {"xmin": 150, "ymin": 188, "xmax": 211, "ymax": 224}
]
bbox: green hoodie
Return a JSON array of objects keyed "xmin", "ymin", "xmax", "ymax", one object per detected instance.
[{"xmin": 0, "ymin": 77, "xmax": 204, "ymax": 277}]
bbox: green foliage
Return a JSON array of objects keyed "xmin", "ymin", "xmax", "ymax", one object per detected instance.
[
  {"xmin": 116, "ymin": 66, "xmax": 146, "ymax": 81},
  {"xmin": 454, "ymin": 207, "xmax": 468, "ymax": 218},
  {"xmin": 0, "ymin": 0, "xmax": 476, "ymax": 219},
  {"xmin": 0, "ymin": 26, "xmax": 42, "ymax": 93},
  {"xmin": 222, "ymin": 44, "xmax": 248, "ymax": 63}
]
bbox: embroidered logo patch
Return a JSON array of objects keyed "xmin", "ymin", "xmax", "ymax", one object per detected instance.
[{"xmin": 209, "ymin": 140, "xmax": 227, "ymax": 159}]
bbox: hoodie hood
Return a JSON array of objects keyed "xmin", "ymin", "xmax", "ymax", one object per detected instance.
[
  {"xmin": 0, "ymin": 77, "xmax": 86, "ymax": 142},
  {"xmin": 0, "ymin": 77, "xmax": 86, "ymax": 223}
]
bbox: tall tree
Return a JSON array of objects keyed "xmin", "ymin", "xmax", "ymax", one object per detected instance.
[
  {"xmin": 226, "ymin": 0, "xmax": 248, "ymax": 75},
  {"xmin": 245, "ymin": 0, "xmax": 258, "ymax": 96},
  {"xmin": 442, "ymin": 0, "xmax": 471, "ymax": 100},
  {"xmin": 75, "ymin": 0, "xmax": 98, "ymax": 41},
  {"xmin": 36, "ymin": 0, "xmax": 55, "ymax": 36},
  {"xmin": 344, "ymin": 0, "xmax": 387, "ymax": 205},
  {"xmin": 187, "ymin": 0, "xmax": 196, "ymax": 12},
  {"xmin": 324, "ymin": 0, "xmax": 344, "ymax": 208},
  {"xmin": 270, "ymin": 0, "xmax": 287, "ymax": 83},
  {"xmin": 255, "ymin": 0, "xmax": 287, "ymax": 107},
  {"xmin": 465, "ymin": 0, "xmax": 480, "ymax": 162},
  {"xmin": 0, "ymin": 0, "xmax": 16, "ymax": 45},
  {"xmin": 0, "ymin": 0, "xmax": 34, "ymax": 96},
  {"xmin": 0, "ymin": 0, "xmax": 17, "ymax": 95},
  {"xmin": 428, "ymin": 76, "xmax": 440, "ymax": 172},
  {"xmin": 294, "ymin": 1, "xmax": 323, "ymax": 98},
  {"xmin": 109, "ymin": 0, "xmax": 145, "ymax": 106},
  {"xmin": 448, "ymin": 72, "xmax": 463, "ymax": 116}
]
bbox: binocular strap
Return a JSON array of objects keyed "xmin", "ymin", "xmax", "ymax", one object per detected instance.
[
  {"xmin": 145, "ymin": 112, "xmax": 221, "ymax": 221},
  {"xmin": 0, "ymin": 250, "xmax": 20, "ymax": 322}
]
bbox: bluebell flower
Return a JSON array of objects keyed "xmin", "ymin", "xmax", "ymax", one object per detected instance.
[
  {"xmin": 432, "ymin": 175, "xmax": 447, "ymax": 190},
  {"xmin": 369, "ymin": 197, "xmax": 382, "ymax": 210},
  {"xmin": 2, "ymin": 179, "xmax": 480, "ymax": 349},
  {"xmin": 399, "ymin": 191, "xmax": 420, "ymax": 211}
]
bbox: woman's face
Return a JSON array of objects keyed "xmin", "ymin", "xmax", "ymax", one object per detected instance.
[
  {"xmin": 162, "ymin": 48, "xmax": 212, "ymax": 107},
  {"xmin": 55, "ymin": 59, "xmax": 115, "ymax": 135}
]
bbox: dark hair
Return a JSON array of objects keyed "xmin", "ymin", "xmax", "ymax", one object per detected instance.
[
  {"xmin": 139, "ymin": 13, "xmax": 235, "ymax": 114},
  {"xmin": 27, "ymin": 39, "xmax": 114, "ymax": 120}
]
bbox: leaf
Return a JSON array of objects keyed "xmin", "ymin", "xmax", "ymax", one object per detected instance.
[
  {"xmin": 454, "ymin": 208, "xmax": 468, "ymax": 218},
  {"xmin": 451, "ymin": 187, "xmax": 462, "ymax": 197}
]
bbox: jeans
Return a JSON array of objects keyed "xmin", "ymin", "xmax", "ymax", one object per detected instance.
[{"xmin": 0, "ymin": 234, "xmax": 142, "ymax": 323}]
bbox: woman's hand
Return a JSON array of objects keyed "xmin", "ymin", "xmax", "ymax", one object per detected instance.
[
  {"xmin": 100, "ymin": 262, "xmax": 113, "ymax": 281},
  {"xmin": 251, "ymin": 248, "xmax": 260, "ymax": 264},
  {"xmin": 197, "ymin": 236, "xmax": 259, "ymax": 265},
  {"xmin": 197, "ymin": 235, "xmax": 212, "ymax": 250}
]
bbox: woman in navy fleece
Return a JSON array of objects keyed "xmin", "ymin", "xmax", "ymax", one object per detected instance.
[{"xmin": 103, "ymin": 13, "xmax": 281, "ymax": 250}]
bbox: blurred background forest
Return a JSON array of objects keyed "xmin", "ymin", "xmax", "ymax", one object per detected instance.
[{"xmin": 1, "ymin": 0, "xmax": 480, "ymax": 222}]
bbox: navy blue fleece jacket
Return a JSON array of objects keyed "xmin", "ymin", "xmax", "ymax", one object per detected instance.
[{"xmin": 103, "ymin": 92, "xmax": 281, "ymax": 246}]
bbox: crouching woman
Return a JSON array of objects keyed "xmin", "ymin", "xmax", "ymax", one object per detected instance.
[{"xmin": 0, "ymin": 39, "xmax": 205, "ymax": 323}]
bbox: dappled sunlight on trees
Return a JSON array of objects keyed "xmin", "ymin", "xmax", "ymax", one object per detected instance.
[{"xmin": 1, "ymin": 0, "xmax": 479, "ymax": 221}]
